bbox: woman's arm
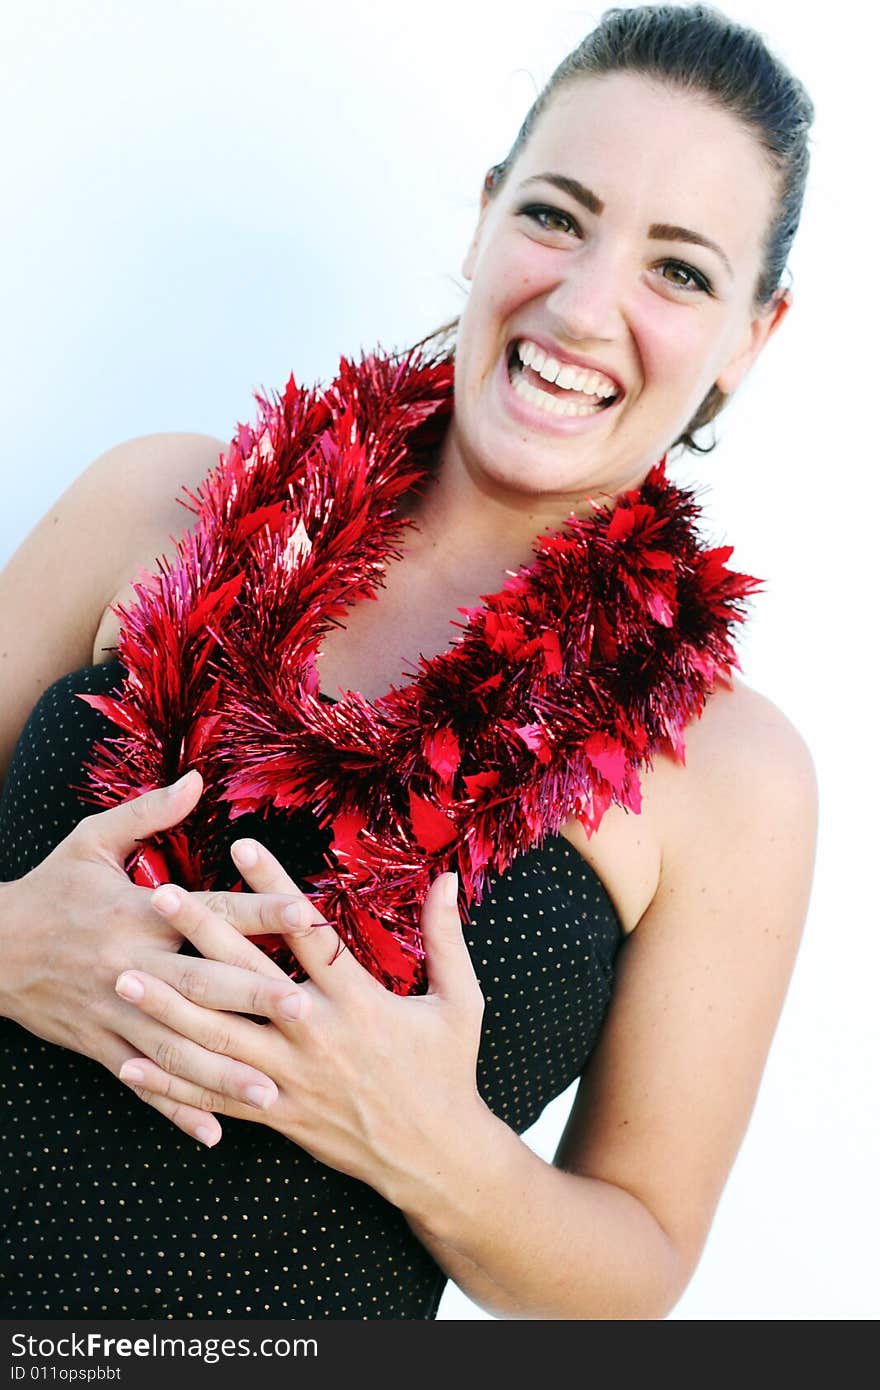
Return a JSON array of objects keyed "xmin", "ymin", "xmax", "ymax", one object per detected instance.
[
  {"xmin": 401, "ymin": 1120, "xmax": 685, "ymax": 1319},
  {"xmin": 112, "ymin": 684, "xmax": 818, "ymax": 1319},
  {"xmin": 385, "ymin": 687, "xmax": 819, "ymax": 1318},
  {"xmin": 0, "ymin": 431, "xmax": 296, "ymax": 1141}
]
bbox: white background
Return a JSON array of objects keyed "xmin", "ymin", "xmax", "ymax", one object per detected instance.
[{"xmin": 2, "ymin": 1, "xmax": 877, "ymax": 1320}]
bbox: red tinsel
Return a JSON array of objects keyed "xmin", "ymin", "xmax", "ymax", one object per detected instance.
[{"xmin": 76, "ymin": 341, "xmax": 762, "ymax": 995}]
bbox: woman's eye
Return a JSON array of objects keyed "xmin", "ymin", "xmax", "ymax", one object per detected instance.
[
  {"xmin": 517, "ymin": 203, "xmax": 580, "ymax": 236},
  {"xmin": 658, "ymin": 260, "xmax": 713, "ymax": 294},
  {"xmin": 514, "ymin": 206, "xmax": 714, "ymax": 295}
]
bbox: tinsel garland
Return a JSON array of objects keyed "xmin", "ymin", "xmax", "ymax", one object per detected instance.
[{"xmin": 76, "ymin": 341, "xmax": 762, "ymax": 995}]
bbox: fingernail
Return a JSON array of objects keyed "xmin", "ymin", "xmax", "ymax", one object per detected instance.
[
  {"xmin": 116, "ymin": 973, "xmax": 145, "ymax": 1001},
  {"xmin": 119, "ymin": 1062, "xmax": 145, "ymax": 1084},
  {"xmin": 195, "ymin": 1125, "xmax": 219, "ymax": 1147},
  {"xmin": 282, "ymin": 903, "xmax": 304, "ymax": 929},
  {"xmin": 152, "ymin": 886, "xmax": 182, "ymax": 915},
  {"xmin": 169, "ymin": 770, "xmax": 195, "ymax": 792},
  {"xmin": 244, "ymin": 1084, "xmax": 274, "ymax": 1110},
  {"xmin": 279, "ymin": 994, "xmax": 301, "ymax": 1020},
  {"xmin": 443, "ymin": 871, "xmax": 459, "ymax": 908},
  {"xmin": 232, "ymin": 841, "xmax": 258, "ymax": 868}
]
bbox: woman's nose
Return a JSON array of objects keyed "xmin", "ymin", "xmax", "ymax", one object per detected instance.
[{"xmin": 543, "ymin": 244, "xmax": 630, "ymax": 343}]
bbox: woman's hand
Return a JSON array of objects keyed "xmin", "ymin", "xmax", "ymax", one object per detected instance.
[
  {"xmin": 0, "ymin": 772, "xmax": 302, "ymax": 1146},
  {"xmin": 111, "ymin": 839, "xmax": 488, "ymax": 1198}
]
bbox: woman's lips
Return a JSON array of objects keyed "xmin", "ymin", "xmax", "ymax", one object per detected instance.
[
  {"xmin": 497, "ymin": 348, "xmax": 623, "ymax": 433},
  {"xmin": 506, "ymin": 339, "xmax": 624, "ymax": 401},
  {"xmin": 509, "ymin": 355, "xmax": 613, "ymax": 403}
]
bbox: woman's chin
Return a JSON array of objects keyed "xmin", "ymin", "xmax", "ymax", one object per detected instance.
[{"xmin": 462, "ymin": 446, "xmax": 608, "ymax": 506}]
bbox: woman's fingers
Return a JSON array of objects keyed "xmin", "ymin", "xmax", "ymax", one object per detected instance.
[
  {"xmin": 229, "ymin": 839, "xmax": 301, "ymax": 895},
  {"xmin": 114, "ymin": 972, "xmax": 281, "ymax": 1110},
  {"xmin": 120, "ymin": 1073, "xmax": 223, "ymax": 1148},
  {"xmin": 229, "ymin": 840, "xmax": 376, "ymax": 998},
  {"xmin": 79, "ymin": 770, "xmax": 204, "ymax": 865},
  {"xmin": 187, "ymin": 885, "xmax": 319, "ymax": 953},
  {"xmin": 120, "ymin": 951, "xmax": 311, "ymax": 1021},
  {"xmin": 150, "ymin": 884, "xmax": 291, "ymax": 978},
  {"xmin": 116, "ymin": 1056, "xmax": 246, "ymax": 1132},
  {"xmin": 102, "ymin": 1034, "xmax": 222, "ymax": 1148}
]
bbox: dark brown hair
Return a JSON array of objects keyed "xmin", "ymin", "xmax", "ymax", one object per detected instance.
[{"xmin": 409, "ymin": 3, "xmax": 814, "ymax": 455}]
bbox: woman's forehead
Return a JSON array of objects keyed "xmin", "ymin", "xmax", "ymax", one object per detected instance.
[
  {"xmin": 523, "ymin": 74, "xmax": 761, "ymax": 173},
  {"xmin": 511, "ymin": 74, "xmax": 777, "ymax": 256}
]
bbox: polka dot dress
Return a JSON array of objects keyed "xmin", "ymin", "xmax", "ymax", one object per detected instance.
[{"xmin": 0, "ymin": 660, "xmax": 623, "ymax": 1319}]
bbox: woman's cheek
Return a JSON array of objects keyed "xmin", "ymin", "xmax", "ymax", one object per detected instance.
[{"xmin": 637, "ymin": 306, "xmax": 720, "ymax": 415}]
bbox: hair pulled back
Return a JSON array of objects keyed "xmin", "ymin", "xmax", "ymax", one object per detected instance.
[{"xmin": 411, "ymin": 3, "xmax": 814, "ymax": 454}]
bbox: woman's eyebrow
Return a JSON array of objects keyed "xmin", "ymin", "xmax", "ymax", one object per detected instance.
[
  {"xmin": 517, "ymin": 173, "xmax": 734, "ymax": 278},
  {"xmin": 649, "ymin": 222, "xmax": 733, "ymax": 278},
  {"xmin": 518, "ymin": 172, "xmax": 605, "ymax": 215}
]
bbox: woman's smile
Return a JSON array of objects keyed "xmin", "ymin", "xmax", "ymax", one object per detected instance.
[
  {"xmin": 494, "ymin": 336, "xmax": 626, "ymax": 436},
  {"xmin": 451, "ymin": 71, "xmax": 782, "ymax": 505}
]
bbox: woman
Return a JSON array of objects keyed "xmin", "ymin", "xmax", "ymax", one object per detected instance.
[{"xmin": 0, "ymin": 5, "xmax": 818, "ymax": 1319}]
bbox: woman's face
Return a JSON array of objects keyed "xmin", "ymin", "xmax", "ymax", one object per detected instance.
[{"xmin": 451, "ymin": 72, "xmax": 790, "ymax": 506}]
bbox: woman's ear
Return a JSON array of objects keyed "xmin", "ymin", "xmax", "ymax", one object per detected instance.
[
  {"xmin": 715, "ymin": 288, "xmax": 792, "ymax": 395},
  {"xmin": 461, "ymin": 183, "xmax": 494, "ymax": 283}
]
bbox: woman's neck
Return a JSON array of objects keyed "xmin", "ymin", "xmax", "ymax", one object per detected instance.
[{"xmin": 396, "ymin": 441, "xmax": 647, "ymax": 595}]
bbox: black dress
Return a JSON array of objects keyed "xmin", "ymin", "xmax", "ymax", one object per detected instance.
[{"xmin": 0, "ymin": 658, "xmax": 623, "ymax": 1318}]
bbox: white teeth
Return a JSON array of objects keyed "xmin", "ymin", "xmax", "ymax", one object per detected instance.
[
  {"xmin": 509, "ymin": 372, "xmax": 606, "ymax": 418},
  {"xmin": 514, "ymin": 339, "xmax": 618, "ymax": 398}
]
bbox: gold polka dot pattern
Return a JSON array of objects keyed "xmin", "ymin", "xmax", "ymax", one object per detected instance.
[{"xmin": 0, "ymin": 660, "xmax": 623, "ymax": 1318}]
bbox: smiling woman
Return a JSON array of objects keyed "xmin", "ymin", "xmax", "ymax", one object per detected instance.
[
  {"xmin": 417, "ymin": 2, "xmax": 811, "ymax": 461},
  {"xmin": 0, "ymin": 3, "xmax": 818, "ymax": 1322},
  {"xmin": 424, "ymin": 75, "xmax": 795, "ymax": 509}
]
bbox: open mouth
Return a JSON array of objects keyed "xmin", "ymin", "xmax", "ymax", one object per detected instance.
[{"xmin": 505, "ymin": 341, "xmax": 621, "ymax": 418}]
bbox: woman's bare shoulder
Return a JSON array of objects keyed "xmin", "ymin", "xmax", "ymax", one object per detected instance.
[
  {"xmin": 102, "ymin": 431, "xmax": 228, "ymax": 572},
  {"xmin": 91, "ymin": 432, "xmax": 228, "ymax": 662},
  {"xmin": 656, "ymin": 672, "xmax": 819, "ymax": 878},
  {"xmin": 559, "ymin": 674, "xmax": 816, "ymax": 938},
  {"xmin": 0, "ymin": 432, "xmax": 228, "ymax": 785},
  {"xmin": 677, "ymin": 674, "xmax": 815, "ymax": 785}
]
